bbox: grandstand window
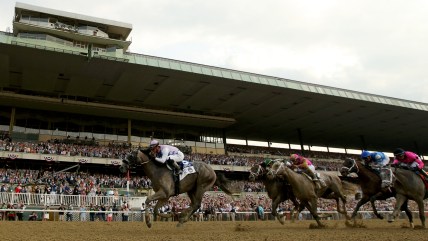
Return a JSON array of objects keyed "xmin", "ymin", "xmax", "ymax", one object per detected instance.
[
  {"xmin": 266, "ymin": 77, "xmax": 278, "ymax": 86},
  {"xmin": 231, "ymin": 72, "xmax": 242, "ymax": 80},
  {"xmin": 300, "ymin": 84, "xmax": 310, "ymax": 92},
  {"xmin": 240, "ymin": 74, "xmax": 251, "ymax": 82},
  {"xmin": 221, "ymin": 70, "xmax": 232, "ymax": 79},
  {"xmin": 249, "ymin": 75, "xmax": 261, "ymax": 83},
  {"xmin": 316, "ymin": 87, "xmax": 325, "ymax": 94},
  {"xmin": 147, "ymin": 58, "xmax": 160, "ymax": 67},
  {"xmin": 211, "ymin": 69, "xmax": 223, "ymax": 77},
  {"xmin": 158, "ymin": 59, "xmax": 170, "ymax": 69},
  {"xmin": 170, "ymin": 61, "xmax": 181, "ymax": 70},
  {"xmin": 258, "ymin": 77, "xmax": 268, "ymax": 85},
  {"xmin": 276, "ymin": 79, "xmax": 286, "ymax": 87},
  {"xmin": 191, "ymin": 65, "xmax": 202, "ymax": 74},
  {"xmin": 180, "ymin": 63, "xmax": 191, "ymax": 72},
  {"xmin": 308, "ymin": 85, "xmax": 317, "ymax": 93},
  {"xmin": 201, "ymin": 67, "xmax": 213, "ymax": 75}
]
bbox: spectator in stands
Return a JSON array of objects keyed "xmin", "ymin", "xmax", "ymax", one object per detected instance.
[
  {"xmin": 149, "ymin": 139, "xmax": 183, "ymax": 174},
  {"xmin": 43, "ymin": 206, "xmax": 49, "ymax": 221},
  {"xmin": 79, "ymin": 205, "xmax": 87, "ymax": 221},
  {"xmin": 392, "ymin": 148, "xmax": 428, "ymax": 178}
]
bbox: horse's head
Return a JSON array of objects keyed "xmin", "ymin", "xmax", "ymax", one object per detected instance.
[
  {"xmin": 340, "ymin": 158, "xmax": 359, "ymax": 176},
  {"xmin": 266, "ymin": 161, "xmax": 284, "ymax": 180},
  {"xmin": 249, "ymin": 164, "xmax": 264, "ymax": 181},
  {"xmin": 119, "ymin": 150, "xmax": 140, "ymax": 173}
]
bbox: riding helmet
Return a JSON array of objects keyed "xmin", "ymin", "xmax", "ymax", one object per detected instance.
[
  {"xmin": 149, "ymin": 139, "xmax": 159, "ymax": 149},
  {"xmin": 361, "ymin": 150, "xmax": 371, "ymax": 159},
  {"xmin": 393, "ymin": 148, "xmax": 405, "ymax": 156}
]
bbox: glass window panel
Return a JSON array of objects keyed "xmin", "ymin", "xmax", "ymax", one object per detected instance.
[
  {"xmin": 221, "ymin": 70, "xmax": 232, "ymax": 79},
  {"xmin": 158, "ymin": 59, "xmax": 170, "ymax": 68},
  {"xmin": 212, "ymin": 69, "xmax": 223, "ymax": 77},
  {"xmin": 191, "ymin": 65, "xmax": 202, "ymax": 74},
  {"xmin": 231, "ymin": 72, "xmax": 242, "ymax": 80},
  {"xmin": 201, "ymin": 67, "xmax": 213, "ymax": 75},
  {"xmin": 180, "ymin": 64, "xmax": 191, "ymax": 72},
  {"xmin": 249, "ymin": 75, "xmax": 260, "ymax": 83}
]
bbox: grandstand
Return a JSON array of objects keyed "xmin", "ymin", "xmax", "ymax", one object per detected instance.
[{"xmin": 1, "ymin": 2, "xmax": 428, "ymax": 221}]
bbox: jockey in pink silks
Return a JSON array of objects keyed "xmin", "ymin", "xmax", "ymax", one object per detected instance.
[
  {"xmin": 289, "ymin": 154, "xmax": 325, "ymax": 189},
  {"xmin": 392, "ymin": 148, "xmax": 428, "ymax": 179}
]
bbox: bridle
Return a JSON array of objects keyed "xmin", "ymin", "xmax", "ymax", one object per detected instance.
[
  {"xmin": 340, "ymin": 158, "xmax": 359, "ymax": 175},
  {"xmin": 249, "ymin": 165, "xmax": 263, "ymax": 179}
]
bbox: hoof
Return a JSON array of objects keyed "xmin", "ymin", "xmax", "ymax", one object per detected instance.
[
  {"xmin": 277, "ymin": 216, "xmax": 285, "ymax": 225},
  {"xmin": 177, "ymin": 222, "xmax": 183, "ymax": 228},
  {"xmin": 387, "ymin": 219, "xmax": 394, "ymax": 223},
  {"xmin": 146, "ymin": 222, "xmax": 152, "ymax": 228}
]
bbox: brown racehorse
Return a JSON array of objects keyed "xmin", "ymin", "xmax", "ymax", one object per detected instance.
[
  {"xmin": 340, "ymin": 158, "xmax": 414, "ymax": 227},
  {"xmin": 267, "ymin": 161, "xmax": 350, "ymax": 228},
  {"xmin": 387, "ymin": 167, "xmax": 427, "ymax": 229},
  {"xmin": 120, "ymin": 148, "xmax": 235, "ymax": 228},
  {"xmin": 249, "ymin": 162, "xmax": 299, "ymax": 224}
]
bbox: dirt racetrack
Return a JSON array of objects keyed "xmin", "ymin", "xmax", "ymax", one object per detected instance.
[{"xmin": 0, "ymin": 219, "xmax": 425, "ymax": 241}]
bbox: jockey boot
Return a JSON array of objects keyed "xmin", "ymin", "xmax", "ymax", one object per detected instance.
[
  {"xmin": 420, "ymin": 169, "xmax": 428, "ymax": 180},
  {"xmin": 170, "ymin": 159, "xmax": 182, "ymax": 174}
]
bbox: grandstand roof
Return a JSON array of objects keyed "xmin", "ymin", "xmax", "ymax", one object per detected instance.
[
  {"xmin": 1, "ymin": 3, "xmax": 428, "ymax": 155},
  {"xmin": 1, "ymin": 41, "xmax": 428, "ymax": 154}
]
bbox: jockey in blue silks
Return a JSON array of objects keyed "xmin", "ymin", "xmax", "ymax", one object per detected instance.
[{"xmin": 361, "ymin": 150, "xmax": 390, "ymax": 168}]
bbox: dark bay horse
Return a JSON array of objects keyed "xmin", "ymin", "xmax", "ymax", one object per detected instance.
[
  {"xmin": 267, "ymin": 161, "xmax": 351, "ymax": 228},
  {"xmin": 120, "ymin": 149, "xmax": 235, "ymax": 228},
  {"xmin": 249, "ymin": 162, "xmax": 299, "ymax": 224},
  {"xmin": 387, "ymin": 167, "xmax": 427, "ymax": 228},
  {"xmin": 340, "ymin": 158, "xmax": 413, "ymax": 226}
]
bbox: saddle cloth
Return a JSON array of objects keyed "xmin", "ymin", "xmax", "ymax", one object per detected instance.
[{"xmin": 179, "ymin": 161, "xmax": 196, "ymax": 180}]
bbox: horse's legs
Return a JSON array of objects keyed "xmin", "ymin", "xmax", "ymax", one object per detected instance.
[
  {"xmin": 400, "ymin": 199, "xmax": 414, "ymax": 228},
  {"xmin": 307, "ymin": 198, "xmax": 324, "ymax": 227},
  {"xmin": 337, "ymin": 194, "xmax": 351, "ymax": 220},
  {"xmin": 388, "ymin": 194, "xmax": 407, "ymax": 224},
  {"xmin": 152, "ymin": 199, "xmax": 167, "ymax": 221},
  {"xmin": 369, "ymin": 192, "xmax": 385, "ymax": 219},
  {"xmin": 176, "ymin": 190, "xmax": 203, "ymax": 227},
  {"xmin": 352, "ymin": 196, "xmax": 370, "ymax": 220},
  {"xmin": 144, "ymin": 190, "xmax": 168, "ymax": 228},
  {"xmin": 415, "ymin": 198, "xmax": 425, "ymax": 228},
  {"xmin": 271, "ymin": 196, "xmax": 284, "ymax": 225}
]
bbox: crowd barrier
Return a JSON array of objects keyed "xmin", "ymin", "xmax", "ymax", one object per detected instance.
[{"xmin": 0, "ymin": 192, "xmax": 146, "ymax": 208}]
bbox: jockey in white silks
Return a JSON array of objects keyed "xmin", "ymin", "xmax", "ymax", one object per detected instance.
[{"xmin": 149, "ymin": 139, "xmax": 184, "ymax": 174}]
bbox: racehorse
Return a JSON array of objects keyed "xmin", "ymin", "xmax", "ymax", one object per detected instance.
[
  {"xmin": 249, "ymin": 162, "xmax": 299, "ymax": 224},
  {"xmin": 387, "ymin": 167, "xmax": 427, "ymax": 228},
  {"xmin": 340, "ymin": 158, "xmax": 413, "ymax": 226},
  {"xmin": 267, "ymin": 161, "xmax": 351, "ymax": 228},
  {"xmin": 120, "ymin": 148, "xmax": 235, "ymax": 228}
]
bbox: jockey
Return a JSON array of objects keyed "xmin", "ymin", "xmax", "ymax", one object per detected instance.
[
  {"xmin": 149, "ymin": 139, "xmax": 184, "ymax": 174},
  {"xmin": 361, "ymin": 150, "xmax": 391, "ymax": 187},
  {"xmin": 289, "ymin": 154, "xmax": 325, "ymax": 189},
  {"xmin": 262, "ymin": 159, "xmax": 274, "ymax": 168},
  {"xmin": 392, "ymin": 148, "xmax": 428, "ymax": 178},
  {"xmin": 360, "ymin": 150, "xmax": 390, "ymax": 168}
]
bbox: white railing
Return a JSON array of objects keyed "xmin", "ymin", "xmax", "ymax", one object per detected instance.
[{"xmin": 0, "ymin": 192, "xmax": 145, "ymax": 208}]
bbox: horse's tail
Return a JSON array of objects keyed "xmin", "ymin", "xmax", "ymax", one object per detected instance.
[
  {"xmin": 214, "ymin": 172, "xmax": 236, "ymax": 196},
  {"xmin": 341, "ymin": 180, "xmax": 359, "ymax": 196}
]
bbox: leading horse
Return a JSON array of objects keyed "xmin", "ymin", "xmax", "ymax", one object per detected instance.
[
  {"xmin": 267, "ymin": 161, "xmax": 351, "ymax": 228},
  {"xmin": 249, "ymin": 161, "xmax": 299, "ymax": 224},
  {"xmin": 387, "ymin": 167, "xmax": 427, "ymax": 228},
  {"xmin": 120, "ymin": 148, "xmax": 235, "ymax": 227},
  {"xmin": 340, "ymin": 158, "xmax": 413, "ymax": 226}
]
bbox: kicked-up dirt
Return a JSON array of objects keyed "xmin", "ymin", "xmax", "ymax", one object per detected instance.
[{"xmin": 0, "ymin": 219, "xmax": 425, "ymax": 241}]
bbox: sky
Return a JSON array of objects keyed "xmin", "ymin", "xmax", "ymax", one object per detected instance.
[{"xmin": 1, "ymin": 0, "xmax": 428, "ymax": 104}]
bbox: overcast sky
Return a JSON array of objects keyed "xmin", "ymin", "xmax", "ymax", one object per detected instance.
[{"xmin": 1, "ymin": 0, "xmax": 428, "ymax": 103}]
